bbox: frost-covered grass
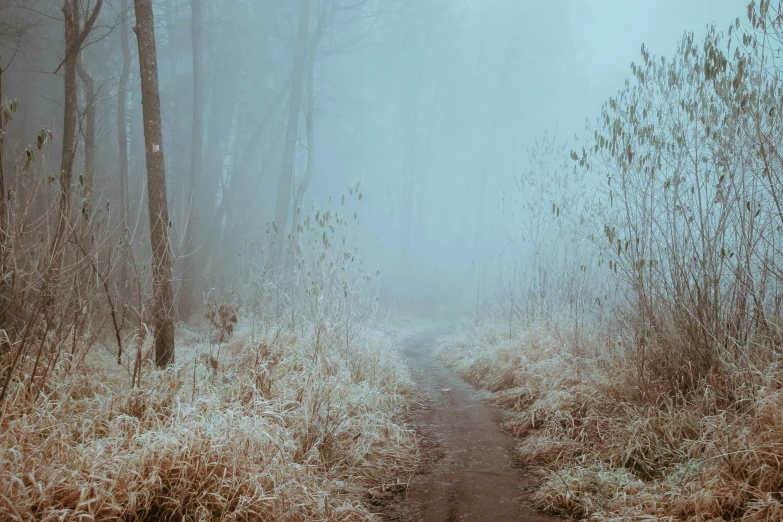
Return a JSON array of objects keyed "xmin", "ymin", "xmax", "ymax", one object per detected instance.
[
  {"xmin": 438, "ymin": 322, "xmax": 783, "ymax": 521},
  {"xmin": 0, "ymin": 319, "xmax": 418, "ymax": 521}
]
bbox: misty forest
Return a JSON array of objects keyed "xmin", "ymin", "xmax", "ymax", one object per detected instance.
[{"xmin": 3, "ymin": 0, "xmax": 783, "ymax": 520}]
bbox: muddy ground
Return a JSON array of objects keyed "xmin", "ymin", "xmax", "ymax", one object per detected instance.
[{"xmin": 382, "ymin": 330, "xmax": 561, "ymax": 522}]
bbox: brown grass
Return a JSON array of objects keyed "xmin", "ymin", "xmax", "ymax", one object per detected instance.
[
  {"xmin": 0, "ymin": 320, "xmax": 418, "ymax": 521},
  {"xmin": 437, "ymin": 322, "xmax": 783, "ymax": 521}
]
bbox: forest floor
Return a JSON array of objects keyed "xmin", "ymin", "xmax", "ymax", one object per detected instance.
[{"xmin": 385, "ymin": 327, "xmax": 560, "ymax": 522}]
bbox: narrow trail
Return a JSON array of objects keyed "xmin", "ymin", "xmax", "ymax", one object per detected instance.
[{"xmin": 391, "ymin": 330, "xmax": 560, "ymax": 522}]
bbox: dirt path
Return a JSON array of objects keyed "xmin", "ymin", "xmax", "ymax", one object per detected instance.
[{"xmin": 391, "ymin": 330, "xmax": 560, "ymax": 522}]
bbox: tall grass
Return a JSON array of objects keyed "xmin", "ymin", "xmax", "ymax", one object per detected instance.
[
  {"xmin": 438, "ymin": 322, "xmax": 783, "ymax": 521},
  {"xmin": 0, "ymin": 315, "xmax": 417, "ymax": 521}
]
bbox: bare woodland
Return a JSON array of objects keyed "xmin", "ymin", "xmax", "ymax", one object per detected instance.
[{"xmin": 1, "ymin": 1, "xmax": 783, "ymax": 521}]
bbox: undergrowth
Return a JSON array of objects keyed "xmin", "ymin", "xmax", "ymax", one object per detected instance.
[
  {"xmin": 438, "ymin": 322, "xmax": 783, "ymax": 521},
  {"xmin": 0, "ymin": 319, "xmax": 417, "ymax": 521}
]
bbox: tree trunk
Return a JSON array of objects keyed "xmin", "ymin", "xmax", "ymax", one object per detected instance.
[
  {"xmin": 56, "ymin": 1, "xmax": 80, "ymax": 258},
  {"xmin": 0, "ymin": 63, "xmax": 7, "ymax": 334},
  {"xmin": 177, "ymin": 0, "xmax": 204, "ymax": 321},
  {"xmin": 76, "ymin": 56, "xmax": 95, "ymax": 206},
  {"xmin": 117, "ymin": 0, "xmax": 131, "ymax": 300},
  {"xmin": 287, "ymin": 49, "xmax": 316, "ymax": 267},
  {"xmin": 54, "ymin": 0, "xmax": 103, "ymax": 276},
  {"xmin": 286, "ymin": 8, "xmax": 328, "ymax": 267},
  {"xmin": 272, "ymin": 0, "xmax": 310, "ymax": 268},
  {"xmin": 0, "ymin": 63, "xmax": 5, "ymax": 235},
  {"xmin": 133, "ymin": 0, "xmax": 175, "ymax": 367}
]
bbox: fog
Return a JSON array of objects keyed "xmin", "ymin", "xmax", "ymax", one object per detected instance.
[
  {"xmin": 8, "ymin": 2, "xmax": 783, "ymax": 520},
  {"xmin": 0, "ymin": 0, "xmax": 745, "ymax": 315},
  {"xmin": 315, "ymin": 0, "xmax": 745, "ymax": 306}
]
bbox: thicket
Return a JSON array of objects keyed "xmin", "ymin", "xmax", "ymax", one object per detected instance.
[{"xmin": 578, "ymin": 5, "xmax": 783, "ymax": 400}]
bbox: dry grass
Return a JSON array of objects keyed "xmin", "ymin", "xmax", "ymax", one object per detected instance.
[
  {"xmin": 437, "ymin": 322, "xmax": 783, "ymax": 521},
  {"xmin": 0, "ymin": 319, "xmax": 418, "ymax": 521}
]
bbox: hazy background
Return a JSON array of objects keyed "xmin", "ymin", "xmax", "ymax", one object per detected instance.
[
  {"xmin": 311, "ymin": 0, "xmax": 744, "ymax": 306},
  {"xmin": 0, "ymin": 0, "xmax": 745, "ymax": 313}
]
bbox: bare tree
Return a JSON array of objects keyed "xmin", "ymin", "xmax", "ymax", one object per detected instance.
[
  {"xmin": 287, "ymin": 14, "xmax": 327, "ymax": 266},
  {"xmin": 273, "ymin": 0, "xmax": 311, "ymax": 268},
  {"xmin": 55, "ymin": 0, "xmax": 103, "ymax": 260},
  {"xmin": 177, "ymin": 0, "xmax": 204, "ymax": 320},
  {"xmin": 133, "ymin": 0, "xmax": 175, "ymax": 367},
  {"xmin": 76, "ymin": 56, "xmax": 95, "ymax": 203},
  {"xmin": 117, "ymin": 0, "xmax": 131, "ymax": 301},
  {"xmin": 291, "ymin": 52, "xmax": 317, "ymax": 237},
  {"xmin": 0, "ymin": 60, "xmax": 10, "ymax": 334}
]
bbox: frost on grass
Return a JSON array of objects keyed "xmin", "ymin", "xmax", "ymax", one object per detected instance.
[
  {"xmin": 438, "ymin": 323, "xmax": 783, "ymax": 522},
  {"xmin": 0, "ymin": 322, "xmax": 418, "ymax": 521}
]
